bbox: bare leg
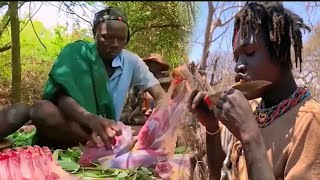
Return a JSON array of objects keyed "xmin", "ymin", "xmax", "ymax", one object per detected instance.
[
  {"xmin": 0, "ymin": 103, "xmax": 30, "ymax": 140},
  {"xmin": 30, "ymin": 100, "xmax": 90, "ymax": 149}
]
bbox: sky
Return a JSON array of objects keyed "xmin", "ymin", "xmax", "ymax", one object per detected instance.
[
  {"xmin": 14, "ymin": 1, "xmax": 320, "ymax": 64},
  {"xmin": 18, "ymin": 2, "xmax": 105, "ymax": 33}
]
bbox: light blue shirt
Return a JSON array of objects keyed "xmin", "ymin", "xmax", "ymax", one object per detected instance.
[{"xmin": 107, "ymin": 49, "xmax": 159, "ymax": 121}]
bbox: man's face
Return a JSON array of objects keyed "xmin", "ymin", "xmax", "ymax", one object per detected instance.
[
  {"xmin": 233, "ymin": 28, "xmax": 281, "ymax": 85},
  {"xmin": 95, "ymin": 20, "xmax": 128, "ymax": 61}
]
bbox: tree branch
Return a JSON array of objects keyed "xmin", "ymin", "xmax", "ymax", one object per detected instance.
[
  {"xmin": 306, "ymin": 1, "xmax": 320, "ymax": 8},
  {"xmin": 191, "ymin": 40, "xmax": 204, "ymax": 46},
  {"xmin": 20, "ymin": 2, "xmax": 43, "ymax": 32},
  {"xmin": 199, "ymin": 1, "xmax": 215, "ymax": 70},
  {"xmin": 219, "ymin": 14, "xmax": 236, "ymax": 27},
  {"xmin": 0, "ymin": 43, "xmax": 11, "ymax": 53},
  {"xmin": 0, "ymin": 2, "xmax": 8, "ymax": 9},
  {"xmin": 211, "ymin": 26, "xmax": 230, "ymax": 43},
  {"xmin": 77, "ymin": 2, "xmax": 93, "ymax": 21},
  {"xmin": 219, "ymin": 4, "xmax": 243, "ymax": 16},
  {"xmin": 0, "ymin": 8, "xmax": 10, "ymax": 38},
  {"xmin": 18, "ymin": 1, "xmax": 26, "ymax": 9},
  {"xmin": 29, "ymin": 2, "xmax": 47, "ymax": 51},
  {"xmin": 62, "ymin": 1, "xmax": 93, "ymax": 27}
]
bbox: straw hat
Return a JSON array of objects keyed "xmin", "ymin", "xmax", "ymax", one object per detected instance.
[{"xmin": 143, "ymin": 53, "xmax": 170, "ymax": 71}]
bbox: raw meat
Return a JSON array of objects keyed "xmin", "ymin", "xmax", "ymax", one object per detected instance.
[
  {"xmin": 98, "ymin": 81, "xmax": 191, "ymax": 169},
  {"xmin": 0, "ymin": 146, "xmax": 76, "ymax": 180},
  {"xmin": 78, "ymin": 122, "xmax": 133, "ymax": 167}
]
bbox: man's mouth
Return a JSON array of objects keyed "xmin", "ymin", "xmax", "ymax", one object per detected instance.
[
  {"xmin": 108, "ymin": 51, "xmax": 118, "ymax": 55},
  {"xmin": 235, "ymin": 73, "xmax": 251, "ymax": 83}
]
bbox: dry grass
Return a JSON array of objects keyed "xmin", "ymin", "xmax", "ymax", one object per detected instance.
[{"xmin": 172, "ymin": 63, "xmax": 234, "ymax": 180}]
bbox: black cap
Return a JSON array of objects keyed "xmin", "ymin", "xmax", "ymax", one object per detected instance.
[{"xmin": 93, "ymin": 6, "xmax": 128, "ymax": 27}]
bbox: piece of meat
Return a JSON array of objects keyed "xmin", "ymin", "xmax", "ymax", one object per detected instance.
[
  {"xmin": 78, "ymin": 122, "xmax": 133, "ymax": 167},
  {"xmin": 98, "ymin": 82, "xmax": 191, "ymax": 170},
  {"xmin": 79, "ymin": 81, "xmax": 192, "ymax": 180},
  {"xmin": 154, "ymin": 161, "xmax": 173, "ymax": 180},
  {"xmin": 0, "ymin": 146, "xmax": 77, "ymax": 180}
]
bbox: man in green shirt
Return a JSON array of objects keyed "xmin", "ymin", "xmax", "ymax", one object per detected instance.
[{"xmin": 30, "ymin": 6, "xmax": 166, "ymax": 149}]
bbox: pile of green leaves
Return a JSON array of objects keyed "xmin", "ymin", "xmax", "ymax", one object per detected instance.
[
  {"xmin": 6, "ymin": 128, "xmax": 167, "ymax": 179},
  {"xmin": 6, "ymin": 128, "xmax": 36, "ymax": 147},
  {"xmin": 52, "ymin": 148, "xmax": 156, "ymax": 179}
]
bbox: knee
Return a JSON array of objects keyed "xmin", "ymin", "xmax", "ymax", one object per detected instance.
[
  {"xmin": 30, "ymin": 100, "xmax": 48, "ymax": 118},
  {"xmin": 2, "ymin": 102, "xmax": 31, "ymax": 126},
  {"xmin": 30, "ymin": 100, "xmax": 60, "ymax": 126},
  {"xmin": 11, "ymin": 102, "xmax": 31, "ymax": 117}
]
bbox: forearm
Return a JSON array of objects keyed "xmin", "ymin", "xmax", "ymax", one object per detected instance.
[
  {"xmin": 146, "ymin": 84, "xmax": 166, "ymax": 106},
  {"xmin": 206, "ymin": 126, "xmax": 226, "ymax": 180},
  {"xmin": 242, "ymin": 131, "xmax": 275, "ymax": 180},
  {"xmin": 56, "ymin": 94, "xmax": 90, "ymax": 128}
]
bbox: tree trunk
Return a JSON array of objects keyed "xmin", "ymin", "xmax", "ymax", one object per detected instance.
[
  {"xmin": 199, "ymin": 2, "xmax": 214, "ymax": 72},
  {"xmin": 210, "ymin": 56, "xmax": 220, "ymax": 86},
  {"xmin": 9, "ymin": 1, "xmax": 21, "ymax": 104}
]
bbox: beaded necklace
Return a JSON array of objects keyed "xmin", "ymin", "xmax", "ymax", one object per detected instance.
[{"xmin": 254, "ymin": 87, "xmax": 311, "ymax": 128}]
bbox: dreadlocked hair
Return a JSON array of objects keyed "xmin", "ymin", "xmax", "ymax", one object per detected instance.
[{"xmin": 232, "ymin": 2, "xmax": 311, "ymax": 72}]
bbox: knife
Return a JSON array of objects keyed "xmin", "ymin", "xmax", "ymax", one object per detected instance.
[{"xmin": 200, "ymin": 80, "xmax": 272, "ymax": 110}]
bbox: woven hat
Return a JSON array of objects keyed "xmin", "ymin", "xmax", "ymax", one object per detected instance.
[{"xmin": 143, "ymin": 53, "xmax": 170, "ymax": 71}]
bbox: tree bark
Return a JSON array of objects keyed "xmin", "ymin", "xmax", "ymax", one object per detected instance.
[
  {"xmin": 9, "ymin": 1, "xmax": 21, "ymax": 104},
  {"xmin": 199, "ymin": 1, "xmax": 215, "ymax": 71}
]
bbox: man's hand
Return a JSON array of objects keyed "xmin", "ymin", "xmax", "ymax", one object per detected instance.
[
  {"xmin": 214, "ymin": 88, "xmax": 260, "ymax": 143},
  {"xmin": 85, "ymin": 113, "xmax": 122, "ymax": 149},
  {"xmin": 214, "ymin": 88, "xmax": 275, "ymax": 180},
  {"xmin": 187, "ymin": 89, "xmax": 219, "ymax": 132}
]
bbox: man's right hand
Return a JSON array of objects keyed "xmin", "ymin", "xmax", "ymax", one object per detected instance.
[
  {"xmin": 85, "ymin": 113, "xmax": 122, "ymax": 149},
  {"xmin": 187, "ymin": 90, "xmax": 219, "ymax": 133}
]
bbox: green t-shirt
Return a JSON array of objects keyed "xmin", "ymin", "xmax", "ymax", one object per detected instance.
[{"xmin": 42, "ymin": 40, "xmax": 115, "ymax": 120}]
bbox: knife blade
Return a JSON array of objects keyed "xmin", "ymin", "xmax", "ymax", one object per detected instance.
[{"xmin": 201, "ymin": 80, "xmax": 272, "ymax": 110}]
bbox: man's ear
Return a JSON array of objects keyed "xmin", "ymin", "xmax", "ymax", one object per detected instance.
[{"xmin": 92, "ymin": 27, "xmax": 97, "ymax": 39}]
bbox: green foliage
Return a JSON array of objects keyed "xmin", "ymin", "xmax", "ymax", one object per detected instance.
[
  {"xmin": 52, "ymin": 148, "xmax": 156, "ymax": 179},
  {"xmin": 104, "ymin": 1, "xmax": 198, "ymax": 68},
  {"xmin": 6, "ymin": 128, "xmax": 36, "ymax": 147},
  {"xmin": 0, "ymin": 18, "xmax": 91, "ymax": 102}
]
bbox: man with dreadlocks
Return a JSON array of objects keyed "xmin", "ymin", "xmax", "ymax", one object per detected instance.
[
  {"xmin": 30, "ymin": 6, "xmax": 166, "ymax": 149},
  {"xmin": 188, "ymin": 2, "xmax": 320, "ymax": 180}
]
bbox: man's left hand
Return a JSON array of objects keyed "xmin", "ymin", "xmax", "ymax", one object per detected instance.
[{"xmin": 214, "ymin": 88, "xmax": 260, "ymax": 142}]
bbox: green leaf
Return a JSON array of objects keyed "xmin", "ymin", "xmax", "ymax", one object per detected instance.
[
  {"xmin": 175, "ymin": 146, "xmax": 188, "ymax": 154},
  {"xmin": 82, "ymin": 172, "xmax": 99, "ymax": 178},
  {"xmin": 7, "ymin": 128, "xmax": 37, "ymax": 147},
  {"xmin": 140, "ymin": 167, "xmax": 149, "ymax": 172},
  {"xmin": 111, "ymin": 169, "xmax": 120, "ymax": 176},
  {"xmin": 58, "ymin": 159, "xmax": 80, "ymax": 173},
  {"xmin": 52, "ymin": 149, "xmax": 60, "ymax": 161},
  {"xmin": 117, "ymin": 172, "xmax": 128, "ymax": 178}
]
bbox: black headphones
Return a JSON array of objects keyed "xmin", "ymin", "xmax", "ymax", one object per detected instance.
[{"xmin": 92, "ymin": 6, "xmax": 130, "ymax": 44}]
